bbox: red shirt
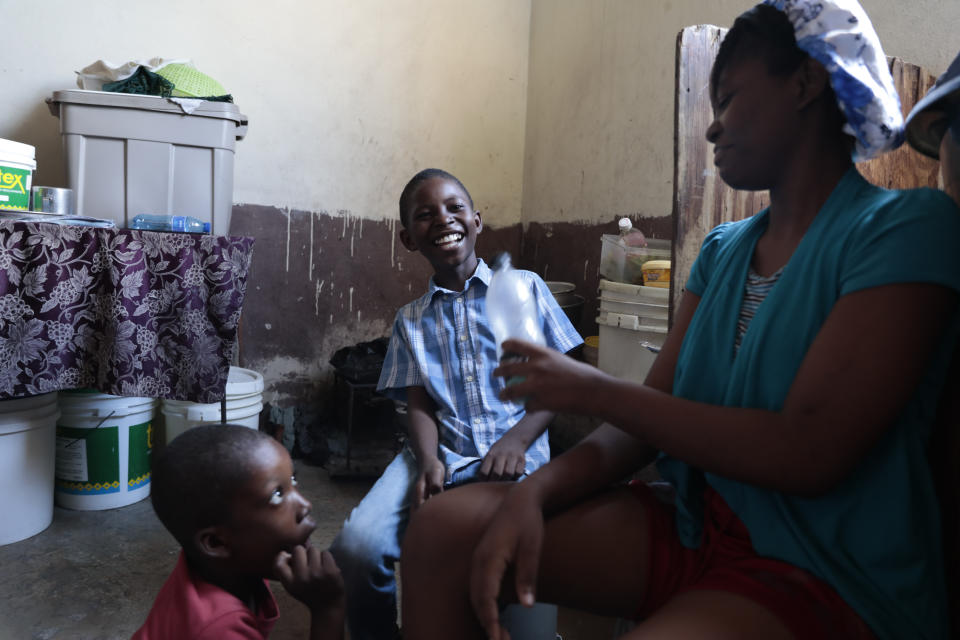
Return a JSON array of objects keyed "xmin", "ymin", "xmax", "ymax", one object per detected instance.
[{"xmin": 132, "ymin": 551, "xmax": 279, "ymax": 640}]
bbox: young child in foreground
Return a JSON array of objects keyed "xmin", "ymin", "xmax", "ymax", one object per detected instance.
[
  {"xmin": 132, "ymin": 424, "xmax": 344, "ymax": 640},
  {"xmin": 329, "ymin": 168, "xmax": 582, "ymax": 639}
]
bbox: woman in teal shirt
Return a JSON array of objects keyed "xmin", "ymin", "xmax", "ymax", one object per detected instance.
[{"xmin": 400, "ymin": 2, "xmax": 960, "ymax": 638}]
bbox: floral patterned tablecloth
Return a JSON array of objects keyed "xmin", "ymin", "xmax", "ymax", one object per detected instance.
[{"xmin": 0, "ymin": 221, "xmax": 254, "ymax": 403}]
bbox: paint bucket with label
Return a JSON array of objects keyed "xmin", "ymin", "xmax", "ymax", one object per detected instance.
[
  {"xmin": 0, "ymin": 393, "xmax": 59, "ymax": 545},
  {"xmin": 161, "ymin": 367, "xmax": 264, "ymax": 444},
  {"xmin": 55, "ymin": 391, "xmax": 157, "ymax": 511},
  {"xmin": 0, "ymin": 138, "xmax": 36, "ymax": 211}
]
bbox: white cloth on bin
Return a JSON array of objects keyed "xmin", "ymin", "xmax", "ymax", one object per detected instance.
[
  {"xmin": 75, "ymin": 58, "xmax": 193, "ymax": 91},
  {"xmin": 169, "ymin": 98, "xmax": 205, "ymax": 114}
]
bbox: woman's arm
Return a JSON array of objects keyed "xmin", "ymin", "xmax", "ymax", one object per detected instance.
[
  {"xmin": 499, "ymin": 282, "xmax": 958, "ymax": 496},
  {"xmin": 506, "ymin": 289, "xmax": 702, "ymax": 513}
]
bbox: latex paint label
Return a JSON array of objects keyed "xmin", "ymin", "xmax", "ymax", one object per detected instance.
[{"xmin": 0, "ymin": 165, "xmax": 31, "ymax": 209}]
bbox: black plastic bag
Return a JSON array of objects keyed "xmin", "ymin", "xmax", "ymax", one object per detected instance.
[{"xmin": 329, "ymin": 337, "xmax": 389, "ymax": 383}]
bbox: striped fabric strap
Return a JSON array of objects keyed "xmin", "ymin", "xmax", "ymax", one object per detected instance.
[{"xmin": 735, "ymin": 266, "xmax": 784, "ymax": 352}]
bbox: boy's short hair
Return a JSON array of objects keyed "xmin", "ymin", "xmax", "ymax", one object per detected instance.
[
  {"xmin": 398, "ymin": 168, "xmax": 474, "ymax": 228},
  {"xmin": 151, "ymin": 424, "xmax": 277, "ymax": 550}
]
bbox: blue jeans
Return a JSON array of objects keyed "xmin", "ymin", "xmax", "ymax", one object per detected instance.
[{"xmin": 329, "ymin": 447, "xmax": 557, "ymax": 640}]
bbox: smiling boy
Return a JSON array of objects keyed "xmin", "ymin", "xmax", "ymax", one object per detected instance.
[
  {"xmin": 133, "ymin": 424, "xmax": 344, "ymax": 640},
  {"xmin": 329, "ymin": 168, "xmax": 582, "ymax": 640}
]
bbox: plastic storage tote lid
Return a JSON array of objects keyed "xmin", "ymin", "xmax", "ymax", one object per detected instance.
[
  {"xmin": 0, "ymin": 138, "xmax": 36, "ymax": 162},
  {"xmin": 598, "ymin": 278, "xmax": 670, "ymax": 302},
  {"xmin": 46, "ymin": 90, "xmax": 247, "ymax": 128}
]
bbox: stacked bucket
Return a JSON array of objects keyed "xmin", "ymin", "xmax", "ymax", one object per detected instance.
[
  {"xmin": 596, "ymin": 280, "xmax": 669, "ymax": 383},
  {"xmin": 0, "ymin": 367, "xmax": 263, "ymax": 545}
]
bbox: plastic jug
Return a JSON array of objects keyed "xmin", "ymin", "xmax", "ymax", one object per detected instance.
[{"xmin": 486, "ymin": 253, "xmax": 545, "ymax": 363}]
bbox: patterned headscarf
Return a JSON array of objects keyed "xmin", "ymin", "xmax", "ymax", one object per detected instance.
[{"xmin": 763, "ymin": 0, "xmax": 904, "ymax": 160}]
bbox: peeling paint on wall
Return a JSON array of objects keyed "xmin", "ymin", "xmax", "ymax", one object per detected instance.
[{"xmin": 231, "ymin": 203, "xmax": 522, "ymax": 409}]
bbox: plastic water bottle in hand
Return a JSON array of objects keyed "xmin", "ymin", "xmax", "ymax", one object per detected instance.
[{"xmin": 486, "ymin": 253, "xmax": 545, "ymax": 385}]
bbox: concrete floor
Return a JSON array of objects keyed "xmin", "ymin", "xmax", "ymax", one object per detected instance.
[{"xmin": 0, "ymin": 456, "xmax": 619, "ymax": 640}]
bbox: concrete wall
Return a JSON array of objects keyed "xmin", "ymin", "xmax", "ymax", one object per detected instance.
[{"xmin": 523, "ymin": 0, "xmax": 959, "ymax": 228}]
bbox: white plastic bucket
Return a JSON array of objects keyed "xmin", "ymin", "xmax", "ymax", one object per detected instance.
[
  {"xmin": 55, "ymin": 392, "xmax": 157, "ymax": 511},
  {"xmin": 0, "ymin": 393, "xmax": 59, "ymax": 545},
  {"xmin": 0, "ymin": 138, "xmax": 37, "ymax": 211},
  {"xmin": 162, "ymin": 367, "xmax": 264, "ymax": 444},
  {"xmin": 597, "ymin": 280, "xmax": 669, "ymax": 383}
]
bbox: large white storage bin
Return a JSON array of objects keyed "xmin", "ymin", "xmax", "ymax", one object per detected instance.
[
  {"xmin": 596, "ymin": 279, "xmax": 669, "ymax": 383},
  {"xmin": 47, "ymin": 90, "xmax": 248, "ymax": 234}
]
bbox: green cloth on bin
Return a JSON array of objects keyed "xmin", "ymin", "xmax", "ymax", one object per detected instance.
[{"xmin": 103, "ymin": 66, "xmax": 174, "ymax": 97}]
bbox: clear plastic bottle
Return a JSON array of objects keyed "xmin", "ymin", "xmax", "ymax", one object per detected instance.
[
  {"xmin": 618, "ymin": 216, "xmax": 647, "ymax": 247},
  {"xmin": 486, "ymin": 253, "xmax": 546, "ymax": 365},
  {"xmin": 130, "ymin": 214, "xmax": 211, "ymax": 233}
]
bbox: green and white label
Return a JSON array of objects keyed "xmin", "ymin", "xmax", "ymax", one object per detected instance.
[
  {"xmin": 0, "ymin": 165, "xmax": 31, "ymax": 210},
  {"xmin": 128, "ymin": 421, "xmax": 153, "ymax": 489}
]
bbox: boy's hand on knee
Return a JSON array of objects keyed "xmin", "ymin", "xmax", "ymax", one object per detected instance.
[
  {"xmin": 413, "ymin": 458, "xmax": 445, "ymax": 510},
  {"xmin": 480, "ymin": 437, "xmax": 527, "ymax": 481},
  {"xmin": 274, "ymin": 546, "xmax": 346, "ymax": 617}
]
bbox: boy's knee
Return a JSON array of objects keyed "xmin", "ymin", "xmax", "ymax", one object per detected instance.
[{"xmin": 330, "ymin": 524, "xmax": 378, "ymax": 565}]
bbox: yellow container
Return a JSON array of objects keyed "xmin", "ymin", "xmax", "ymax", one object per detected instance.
[
  {"xmin": 582, "ymin": 335, "xmax": 599, "ymax": 367},
  {"xmin": 641, "ymin": 260, "xmax": 671, "ymax": 288}
]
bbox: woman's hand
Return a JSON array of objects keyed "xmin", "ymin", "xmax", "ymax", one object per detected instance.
[
  {"xmin": 413, "ymin": 457, "xmax": 445, "ymax": 510},
  {"xmin": 469, "ymin": 483, "xmax": 545, "ymax": 640},
  {"xmin": 495, "ymin": 339, "xmax": 610, "ymax": 414}
]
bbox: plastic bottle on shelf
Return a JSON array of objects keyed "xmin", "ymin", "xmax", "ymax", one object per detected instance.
[
  {"xmin": 618, "ymin": 217, "xmax": 647, "ymax": 247},
  {"xmin": 130, "ymin": 214, "xmax": 210, "ymax": 233},
  {"xmin": 486, "ymin": 253, "xmax": 545, "ymax": 369}
]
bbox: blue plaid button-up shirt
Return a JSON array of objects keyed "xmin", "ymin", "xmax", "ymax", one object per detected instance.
[{"xmin": 377, "ymin": 259, "xmax": 583, "ymax": 482}]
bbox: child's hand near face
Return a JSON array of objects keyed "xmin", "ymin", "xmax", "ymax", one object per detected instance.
[{"xmin": 274, "ymin": 545, "xmax": 345, "ymax": 628}]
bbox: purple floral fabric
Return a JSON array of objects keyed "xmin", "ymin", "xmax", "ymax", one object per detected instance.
[{"xmin": 0, "ymin": 221, "xmax": 253, "ymax": 402}]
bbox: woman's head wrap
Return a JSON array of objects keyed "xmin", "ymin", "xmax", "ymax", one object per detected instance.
[{"xmin": 763, "ymin": 0, "xmax": 903, "ymax": 160}]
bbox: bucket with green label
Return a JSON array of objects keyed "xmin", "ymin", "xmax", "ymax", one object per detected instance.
[
  {"xmin": 55, "ymin": 392, "xmax": 157, "ymax": 511},
  {"xmin": 0, "ymin": 138, "xmax": 36, "ymax": 211}
]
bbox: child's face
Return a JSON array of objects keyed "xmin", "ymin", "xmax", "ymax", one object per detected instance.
[
  {"xmin": 706, "ymin": 55, "xmax": 800, "ymax": 191},
  {"xmin": 399, "ymin": 177, "xmax": 482, "ymax": 274},
  {"xmin": 221, "ymin": 438, "xmax": 316, "ymax": 577}
]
